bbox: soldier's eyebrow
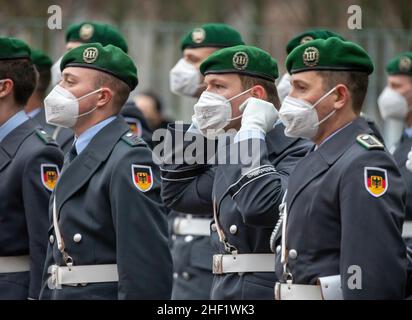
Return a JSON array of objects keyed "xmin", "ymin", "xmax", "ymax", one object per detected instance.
[
  {"xmin": 292, "ymin": 79, "xmax": 309, "ymax": 87},
  {"xmin": 62, "ymin": 72, "xmax": 79, "ymax": 81},
  {"xmin": 208, "ymin": 77, "xmax": 228, "ymax": 86}
]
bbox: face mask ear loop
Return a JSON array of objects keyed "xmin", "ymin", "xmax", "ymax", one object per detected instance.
[
  {"xmin": 226, "ymin": 88, "xmax": 256, "ymax": 122},
  {"xmin": 77, "ymin": 88, "xmax": 103, "ymax": 102},
  {"xmin": 74, "ymin": 106, "xmax": 99, "ymax": 119},
  {"xmin": 227, "ymin": 87, "xmax": 254, "ymax": 102},
  {"xmin": 74, "ymin": 89, "xmax": 103, "ymax": 119},
  {"xmin": 311, "ymin": 86, "xmax": 338, "ymax": 109}
]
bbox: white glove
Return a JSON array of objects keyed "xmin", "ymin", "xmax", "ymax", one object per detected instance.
[
  {"xmin": 239, "ymin": 97, "xmax": 279, "ymax": 134},
  {"xmin": 406, "ymin": 148, "xmax": 412, "ymax": 172}
]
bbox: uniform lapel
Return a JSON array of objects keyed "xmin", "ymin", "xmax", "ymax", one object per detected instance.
[
  {"xmin": 0, "ymin": 119, "xmax": 35, "ymax": 171},
  {"xmin": 265, "ymin": 123, "xmax": 308, "ymax": 157},
  {"xmin": 287, "ymin": 117, "xmax": 373, "ymax": 211},
  {"xmin": 55, "ymin": 117, "xmax": 130, "ymax": 212}
]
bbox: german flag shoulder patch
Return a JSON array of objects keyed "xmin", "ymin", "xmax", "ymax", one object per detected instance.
[{"xmin": 356, "ymin": 134, "xmax": 384, "ymax": 150}]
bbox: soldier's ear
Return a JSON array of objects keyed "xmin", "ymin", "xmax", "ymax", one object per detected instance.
[
  {"xmin": 96, "ymin": 87, "xmax": 113, "ymax": 108},
  {"xmin": 250, "ymin": 85, "xmax": 266, "ymax": 100},
  {"xmin": 333, "ymin": 84, "xmax": 349, "ymax": 110},
  {"xmin": 0, "ymin": 79, "xmax": 14, "ymax": 98}
]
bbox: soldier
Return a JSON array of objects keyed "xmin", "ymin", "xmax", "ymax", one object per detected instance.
[
  {"xmin": 273, "ymin": 37, "xmax": 407, "ymax": 299},
  {"xmin": 50, "ymin": 21, "xmax": 151, "ymax": 153},
  {"xmin": 161, "ymin": 45, "xmax": 312, "ymax": 299},
  {"xmin": 39, "ymin": 43, "xmax": 172, "ymax": 299},
  {"xmin": 378, "ymin": 52, "xmax": 412, "ymax": 297},
  {"xmin": 0, "ymin": 37, "xmax": 63, "ymax": 299},
  {"xmin": 166, "ymin": 23, "xmax": 244, "ymax": 300},
  {"xmin": 25, "ymin": 49, "xmax": 54, "ymax": 134},
  {"xmin": 278, "ymin": 29, "xmax": 383, "ymax": 141}
]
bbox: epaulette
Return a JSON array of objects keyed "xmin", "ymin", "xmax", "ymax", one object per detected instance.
[
  {"xmin": 121, "ymin": 132, "xmax": 145, "ymax": 147},
  {"xmin": 356, "ymin": 134, "xmax": 384, "ymax": 150},
  {"xmin": 35, "ymin": 129, "xmax": 58, "ymax": 146}
]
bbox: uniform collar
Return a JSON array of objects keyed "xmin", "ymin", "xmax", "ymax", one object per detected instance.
[
  {"xmin": 74, "ymin": 116, "xmax": 116, "ymax": 155},
  {"xmin": 0, "ymin": 110, "xmax": 29, "ymax": 144},
  {"xmin": 26, "ymin": 107, "xmax": 42, "ymax": 119},
  {"xmin": 315, "ymin": 117, "xmax": 373, "ymax": 165}
]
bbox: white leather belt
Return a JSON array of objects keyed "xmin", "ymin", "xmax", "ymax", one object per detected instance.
[
  {"xmin": 173, "ymin": 216, "xmax": 211, "ymax": 236},
  {"xmin": 0, "ymin": 255, "xmax": 30, "ymax": 273},
  {"xmin": 275, "ymin": 275, "xmax": 343, "ymax": 300},
  {"xmin": 47, "ymin": 264, "xmax": 118, "ymax": 289},
  {"xmin": 212, "ymin": 253, "xmax": 274, "ymax": 274},
  {"xmin": 403, "ymin": 221, "xmax": 412, "ymax": 238}
]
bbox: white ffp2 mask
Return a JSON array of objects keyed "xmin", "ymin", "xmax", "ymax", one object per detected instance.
[
  {"xmin": 44, "ymin": 85, "xmax": 102, "ymax": 128},
  {"xmin": 192, "ymin": 88, "xmax": 253, "ymax": 139},
  {"xmin": 377, "ymin": 86, "xmax": 410, "ymax": 120},
  {"xmin": 169, "ymin": 58, "xmax": 202, "ymax": 97},
  {"xmin": 277, "ymin": 73, "xmax": 292, "ymax": 103},
  {"xmin": 279, "ymin": 86, "xmax": 337, "ymax": 139}
]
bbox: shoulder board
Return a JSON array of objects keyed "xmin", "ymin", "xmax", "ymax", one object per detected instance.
[
  {"xmin": 121, "ymin": 132, "xmax": 145, "ymax": 147},
  {"xmin": 356, "ymin": 134, "xmax": 384, "ymax": 150},
  {"xmin": 35, "ymin": 129, "xmax": 58, "ymax": 146}
]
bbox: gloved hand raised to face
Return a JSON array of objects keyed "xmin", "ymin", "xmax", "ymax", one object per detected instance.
[
  {"xmin": 239, "ymin": 97, "xmax": 279, "ymax": 134},
  {"xmin": 406, "ymin": 148, "xmax": 412, "ymax": 172}
]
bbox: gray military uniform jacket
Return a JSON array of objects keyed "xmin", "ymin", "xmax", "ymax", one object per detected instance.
[
  {"xmin": 0, "ymin": 118, "xmax": 63, "ymax": 299},
  {"xmin": 40, "ymin": 116, "xmax": 172, "ymax": 300},
  {"xmin": 161, "ymin": 123, "xmax": 312, "ymax": 299},
  {"xmin": 275, "ymin": 117, "xmax": 407, "ymax": 299}
]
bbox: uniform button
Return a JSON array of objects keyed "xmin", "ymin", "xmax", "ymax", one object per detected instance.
[
  {"xmin": 49, "ymin": 235, "xmax": 55, "ymax": 244},
  {"xmin": 171, "ymin": 234, "xmax": 177, "ymax": 241},
  {"xmin": 173, "ymin": 272, "xmax": 178, "ymax": 279},
  {"xmin": 126, "ymin": 133, "xmax": 133, "ymax": 137},
  {"xmin": 41, "ymin": 130, "xmax": 47, "ymax": 135},
  {"xmin": 182, "ymin": 272, "xmax": 190, "ymax": 280},
  {"xmin": 276, "ymin": 245, "xmax": 281, "ymax": 254},
  {"xmin": 211, "ymin": 223, "xmax": 217, "ymax": 232},
  {"xmin": 184, "ymin": 235, "xmax": 194, "ymax": 242},
  {"xmin": 229, "ymin": 225, "xmax": 238, "ymax": 235},
  {"xmin": 73, "ymin": 234, "xmax": 82, "ymax": 243},
  {"xmin": 289, "ymin": 249, "xmax": 298, "ymax": 260}
]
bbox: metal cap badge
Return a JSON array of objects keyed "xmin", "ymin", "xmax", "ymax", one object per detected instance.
[
  {"xmin": 232, "ymin": 52, "xmax": 249, "ymax": 70},
  {"xmin": 302, "ymin": 46, "xmax": 320, "ymax": 67},
  {"xmin": 83, "ymin": 47, "xmax": 99, "ymax": 64},
  {"xmin": 399, "ymin": 56, "xmax": 412, "ymax": 73},
  {"xmin": 79, "ymin": 23, "xmax": 94, "ymax": 41},
  {"xmin": 192, "ymin": 28, "xmax": 206, "ymax": 44}
]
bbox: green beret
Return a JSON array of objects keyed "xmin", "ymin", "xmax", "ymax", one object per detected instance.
[
  {"xmin": 286, "ymin": 37, "xmax": 374, "ymax": 75},
  {"xmin": 200, "ymin": 45, "xmax": 278, "ymax": 82},
  {"xmin": 286, "ymin": 29, "xmax": 345, "ymax": 54},
  {"xmin": 30, "ymin": 49, "xmax": 52, "ymax": 70},
  {"xmin": 386, "ymin": 52, "xmax": 412, "ymax": 76},
  {"xmin": 0, "ymin": 37, "xmax": 31, "ymax": 60},
  {"xmin": 66, "ymin": 21, "xmax": 128, "ymax": 53},
  {"xmin": 181, "ymin": 23, "xmax": 244, "ymax": 51},
  {"xmin": 61, "ymin": 43, "xmax": 138, "ymax": 90}
]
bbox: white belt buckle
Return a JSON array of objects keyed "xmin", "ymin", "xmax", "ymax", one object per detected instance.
[
  {"xmin": 47, "ymin": 265, "xmax": 62, "ymax": 290},
  {"xmin": 213, "ymin": 254, "xmax": 223, "ymax": 274}
]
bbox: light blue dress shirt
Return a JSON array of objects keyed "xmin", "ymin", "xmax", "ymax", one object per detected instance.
[{"xmin": 74, "ymin": 116, "xmax": 116, "ymax": 155}]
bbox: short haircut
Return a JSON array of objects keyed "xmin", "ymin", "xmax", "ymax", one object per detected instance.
[
  {"xmin": 239, "ymin": 74, "xmax": 280, "ymax": 108},
  {"xmin": 316, "ymin": 71, "xmax": 369, "ymax": 114},
  {"xmin": 34, "ymin": 66, "xmax": 51, "ymax": 94},
  {"xmin": 94, "ymin": 72, "xmax": 131, "ymax": 110},
  {"xmin": 0, "ymin": 59, "xmax": 37, "ymax": 106}
]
